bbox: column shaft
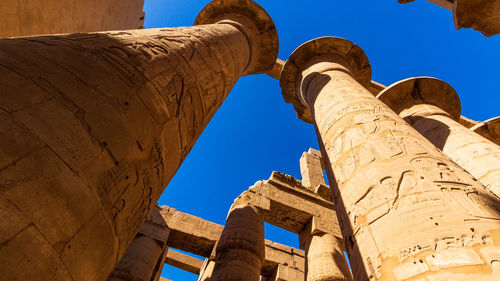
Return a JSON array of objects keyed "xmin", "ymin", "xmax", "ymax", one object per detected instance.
[
  {"xmin": 0, "ymin": 1, "xmax": 278, "ymax": 279},
  {"xmin": 402, "ymin": 103, "xmax": 500, "ymax": 197},
  {"xmin": 302, "ymin": 232, "xmax": 352, "ymax": 281},
  {"xmin": 211, "ymin": 205, "xmax": 265, "ymax": 281},
  {"xmin": 309, "ymin": 66, "xmax": 500, "ymax": 280}
]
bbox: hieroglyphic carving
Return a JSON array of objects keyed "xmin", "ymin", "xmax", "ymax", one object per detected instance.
[
  {"xmin": 279, "ymin": 37, "xmax": 500, "ymax": 280},
  {"xmin": 0, "ymin": 4, "xmax": 278, "ymax": 279}
]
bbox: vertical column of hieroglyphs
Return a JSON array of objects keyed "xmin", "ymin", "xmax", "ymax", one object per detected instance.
[
  {"xmin": 0, "ymin": 1, "xmax": 278, "ymax": 280},
  {"xmin": 211, "ymin": 204, "xmax": 265, "ymax": 281},
  {"xmin": 376, "ymin": 77, "xmax": 500, "ymax": 198},
  {"xmin": 280, "ymin": 37, "xmax": 500, "ymax": 280}
]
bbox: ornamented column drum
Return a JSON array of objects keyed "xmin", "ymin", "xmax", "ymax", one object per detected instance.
[
  {"xmin": 211, "ymin": 205, "xmax": 265, "ymax": 281},
  {"xmin": 0, "ymin": 1, "xmax": 278, "ymax": 280},
  {"xmin": 280, "ymin": 37, "xmax": 500, "ymax": 281},
  {"xmin": 377, "ymin": 77, "xmax": 500, "ymax": 198},
  {"xmin": 300, "ymin": 222, "xmax": 353, "ymax": 281},
  {"xmin": 471, "ymin": 117, "xmax": 500, "ymax": 146}
]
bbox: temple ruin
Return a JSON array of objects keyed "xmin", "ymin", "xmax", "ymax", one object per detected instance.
[{"xmin": 0, "ymin": 0, "xmax": 499, "ymax": 280}]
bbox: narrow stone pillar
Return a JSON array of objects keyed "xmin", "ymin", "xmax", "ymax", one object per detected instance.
[
  {"xmin": 300, "ymin": 148, "xmax": 326, "ymax": 191},
  {"xmin": 107, "ymin": 206, "xmax": 170, "ymax": 281},
  {"xmin": 471, "ymin": 117, "xmax": 500, "ymax": 146},
  {"xmin": 0, "ymin": 1, "xmax": 278, "ymax": 281},
  {"xmin": 280, "ymin": 37, "xmax": 500, "ymax": 280},
  {"xmin": 211, "ymin": 205, "xmax": 265, "ymax": 281},
  {"xmin": 377, "ymin": 77, "xmax": 500, "ymax": 198},
  {"xmin": 299, "ymin": 220, "xmax": 352, "ymax": 281}
]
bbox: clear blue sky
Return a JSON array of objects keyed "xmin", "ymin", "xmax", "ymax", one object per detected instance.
[{"xmin": 143, "ymin": 0, "xmax": 500, "ymax": 279}]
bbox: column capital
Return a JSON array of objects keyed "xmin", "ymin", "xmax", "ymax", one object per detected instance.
[
  {"xmin": 195, "ymin": 0, "xmax": 279, "ymax": 75},
  {"xmin": 377, "ymin": 76, "xmax": 461, "ymax": 121},
  {"xmin": 280, "ymin": 37, "xmax": 371, "ymax": 123},
  {"xmin": 471, "ymin": 116, "xmax": 500, "ymax": 146}
]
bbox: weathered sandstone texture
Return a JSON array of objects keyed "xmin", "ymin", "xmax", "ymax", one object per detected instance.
[
  {"xmin": 398, "ymin": 0, "xmax": 500, "ymax": 36},
  {"xmin": 0, "ymin": 1, "xmax": 278, "ymax": 280},
  {"xmin": 377, "ymin": 77, "xmax": 500, "ymax": 198},
  {"xmin": 0, "ymin": 0, "xmax": 146, "ymax": 37},
  {"xmin": 107, "ymin": 206, "xmax": 170, "ymax": 281},
  {"xmin": 211, "ymin": 205, "xmax": 265, "ymax": 281},
  {"xmin": 280, "ymin": 36, "xmax": 500, "ymax": 281}
]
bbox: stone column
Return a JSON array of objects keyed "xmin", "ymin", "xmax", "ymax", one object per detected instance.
[
  {"xmin": 299, "ymin": 220, "xmax": 352, "ymax": 281},
  {"xmin": 0, "ymin": 1, "xmax": 278, "ymax": 281},
  {"xmin": 107, "ymin": 206, "xmax": 170, "ymax": 281},
  {"xmin": 471, "ymin": 117, "xmax": 500, "ymax": 146},
  {"xmin": 280, "ymin": 37, "xmax": 500, "ymax": 280},
  {"xmin": 376, "ymin": 77, "xmax": 500, "ymax": 198},
  {"xmin": 211, "ymin": 205, "xmax": 265, "ymax": 281}
]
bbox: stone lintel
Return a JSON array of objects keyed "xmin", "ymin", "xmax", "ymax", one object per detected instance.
[
  {"xmin": 161, "ymin": 207, "xmax": 223, "ymax": 257},
  {"xmin": 165, "ymin": 249, "xmax": 204, "ymax": 274},
  {"xmin": 459, "ymin": 115, "xmax": 480, "ymax": 128},
  {"xmin": 243, "ymin": 172, "xmax": 342, "ymax": 239},
  {"xmin": 266, "ymin": 59, "xmax": 285, "ymax": 79},
  {"xmin": 368, "ymin": 80, "xmax": 387, "ymax": 95},
  {"xmin": 156, "ymin": 206, "xmax": 305, "ymax": 276}
]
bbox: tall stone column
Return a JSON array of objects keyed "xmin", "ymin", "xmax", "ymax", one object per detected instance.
[
  {"xmin": 280, "ymin": 37, "xmax": 500, "ymax": 281},
  {"xmin": 107, "ymin": 206, "xmax": 170, "ymax": 281},
  {"xmin": 299, "ymin": 220, "xmax": 352, "ymax": 281},
  {"xmin": 376, "ymin": 77, "xmax": 500, "ymax": 198},
  {"xmin": 211, "ymin": 204, "xmax": 265, "ymax": 281},
  {"xmin": 0, "ymin": 1, "xmax": 278, "ymax": 281}
]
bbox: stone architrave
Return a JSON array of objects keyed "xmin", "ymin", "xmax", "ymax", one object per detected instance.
[
  {"xmin": 280, "ymin": 36, "xmax": 500, "ymax": 280},
  {"xmin": 398, "ymin": 0, "xmax": 500, "ymax": 37},
  {"xmin": 471, "ymin": 117, "xmax": 500, "ymax": 146},
  {"xmin": 0, "ymin": 1, "xmax": 278, "ymax": 280},
  {"xmin": 377, "ymin": 77, "xmax": 500, "ymax": 198},
  {"xmin": 210, "ymin": 205, "xmax": 265, "ymax": 281}
]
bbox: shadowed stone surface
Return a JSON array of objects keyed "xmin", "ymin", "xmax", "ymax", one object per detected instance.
[
  {"xmin": 0, "ymin": 1, "xmax": 278, "ymax": 280},
  {"xmin": 280, "ymin": 36, "xmax": 500, "ymax": 281}
]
